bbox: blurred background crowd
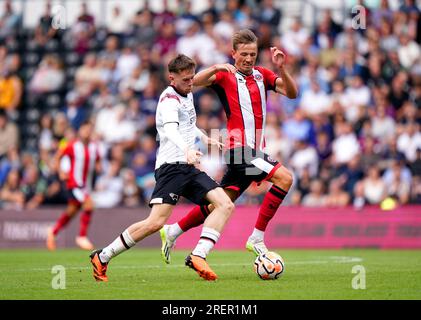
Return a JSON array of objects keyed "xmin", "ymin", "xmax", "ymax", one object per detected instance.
[{"xmin": 0, "ymin": 0, "xmax": 420, "ymax": 211}]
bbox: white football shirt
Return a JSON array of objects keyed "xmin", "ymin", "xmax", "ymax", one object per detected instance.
[{"xmin": 155, "ymin": 86, "xmax": 198, "ymax": 169}]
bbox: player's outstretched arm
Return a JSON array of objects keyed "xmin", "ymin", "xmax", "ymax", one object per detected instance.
[
  {"xmin": 270, "ymin": 47, "xmax": 298, "ymax": 99},
  {"xmin": 164, "ymin": 122, "xmax": 202, "ymax": 164},
  {"xmin": 195, "ymin": 126, "xmax": 224, "ymax": 150},
  {"xmin": 193, "ymin": 64, "xmax": 236, "ymax": 87}
]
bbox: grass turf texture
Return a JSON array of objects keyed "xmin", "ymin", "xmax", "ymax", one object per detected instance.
[{"xmin": 0, "ymin": 249, "xmax": 420, "ymax": 300}]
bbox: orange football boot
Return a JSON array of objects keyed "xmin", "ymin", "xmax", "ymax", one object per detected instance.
[
  {"xmin": 90, "ymin": 250, "xmax": 108, "ymax": 282},
  {"xmin": 185, "ymin": 254, "xmax": 218, "ymax": 281}
]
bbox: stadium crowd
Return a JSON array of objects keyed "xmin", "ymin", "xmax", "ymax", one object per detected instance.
[{"xmin": 0, "ymin": 0, "xmax": 420, "ymax": 210}]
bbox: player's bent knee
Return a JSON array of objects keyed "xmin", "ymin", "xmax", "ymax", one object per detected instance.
[
  {"xmin": 272, "ymin": 167, "xmax": 293, "ymax": 189},
  {"xmin": 216, "ymin": 198, "xmax": 234, "ymax": 216}
]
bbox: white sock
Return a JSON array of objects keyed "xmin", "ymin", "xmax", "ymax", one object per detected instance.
[
  {"xmin": 168, "ymin": 223, "xmax": 183, "ymax": 240},
  {"xmin": 99, "ymin": 229, "xmax": 136, "ymax": 263},
  {"xmin": 192, "ymin": 227, "xmax": 220, "ymax": 259},
  {"xmin": 250, "ymin": 228, "xmax": 265, "ymax": 242}
]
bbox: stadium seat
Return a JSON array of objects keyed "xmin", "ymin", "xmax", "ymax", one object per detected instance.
[
  {"xmin": 23, "ymin": 52, "xmax": 40, "ymax": 66},
  {"xmin": 64, "ymin": 52, "xmax": 81, "ymax": 66},
  {"xmin": 46, "ymin": 94, "xmax": 62, "ymax": 109},
  {"xmin": 45, "ymin": 39, "xmax": 60, "ymax": 52},
  {"xmin": 25, "ymin": 109, "xmax": 40, "ymax": 122}
]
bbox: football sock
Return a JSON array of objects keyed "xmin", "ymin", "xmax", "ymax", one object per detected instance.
[
  {"xmin": 178, "ymin": 204, "xmax": 209, "ymax": 232},
  {"xmin": 168, "ymin": 223, "xmax": 183, "ymax": 240},
  {"xmin": 79, "ymin": 210, "xmax": 92, "ymax": 237},
  {"xmin": 255, "ymin": 185, "xmax": 288, "ymax": 232},
  {"xmin": 99, "ymin": 229, "xmax": 136, "ymax": 263},
  {"xmin": 52, "ymin": 212, "xmax": 72, "ymax": 236},
  {"xmin": 250, "ymin": 228, "xmax": 265, "ymax": 242},
  {"xmin": 192, "ymin": 227, "xmax": 220, "ymax": 259}
]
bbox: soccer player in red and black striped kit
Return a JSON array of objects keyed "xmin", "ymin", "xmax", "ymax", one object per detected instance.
[{"xmin": 159, "ymin": 29, "xmax": 298, "ymax": 262}]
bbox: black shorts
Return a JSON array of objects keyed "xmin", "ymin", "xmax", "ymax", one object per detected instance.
[
  {"xmin": 220, "ymin": 147, "xmax": 281, "ymax": 196},
  {"xmin": 149, "ymin": 163, "xmax": 220, "ymax": 207},
  {"xmin": 66, "ymin": 188, "xmax": 90, "ymax": 206}
]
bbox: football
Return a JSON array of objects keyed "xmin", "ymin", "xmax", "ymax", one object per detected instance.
[{"xmin": 254, "ymin": 251, "xmax": 285, "ymax": 280}]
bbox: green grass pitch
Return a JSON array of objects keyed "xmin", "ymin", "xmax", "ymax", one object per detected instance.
[{"xmin": 1, "ymin": 249, "xmax": 420, "ymax": 300}]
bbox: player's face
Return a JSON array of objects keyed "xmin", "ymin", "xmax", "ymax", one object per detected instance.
[
  {"xmin": 79, "ymin": 123, "xmax": 93, "ymax": 141},
  {"xmin": 232, "ymin": 42, "xmax": 258, "ymax": 75},
  {"xmin": 170, "ymin": 69, "xmax": 195, "ymax": 95}
]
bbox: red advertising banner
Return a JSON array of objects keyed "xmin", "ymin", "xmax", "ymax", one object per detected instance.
[
  {"xmin": 0, "ymin": 206, "xmax": 420, "ymax": 249},
  {"xmin": 168, "ymin": 205, "xmax": 421, "ymax": 249}
]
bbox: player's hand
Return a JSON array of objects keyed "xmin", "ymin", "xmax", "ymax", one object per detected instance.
[
  {"xmin": 215, "ymin": 63, "xmax": 236, "ymax": 73},
  {"xmin": 203, "ymin": 136, "xmax": 224, "ymax": 150},
  {"xmin": 270, "ymin": 47, "xmax": 286, "ymax": 68},
  {"xmin": 185, "ymin": 149, "xmax": 203, "ymax": 165}
]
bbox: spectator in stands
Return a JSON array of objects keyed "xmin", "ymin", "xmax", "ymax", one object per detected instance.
[
  {"xmin": 281, "ymin": 18, "xmax": 309, "ymax": 58},
  {"xmin": 360, "ymin": 135, "xmax": 383, "ymax": 172},
  {"xmin": 315, "ymin": 131, "xmax": 332, "ymax": 165},
  {"xmin": 116, "ymin": 46, "xmax": 140, "ymax": 81},
  {"xmin": 92, "ymin": 160, "xmax": 123, "ymax": 208},
  {"xmin": 409, "ymin": 148, "xmax": 421, "ymax": 177},
  {"xmin": 121, "ymin": 168, "xmax": 142, "ymax": 207},
  {"xmin": 343, "ymin": 75, "xmax": 371, "ymax": 123},
  {"xmin": 397, "ymin": 121, "xmax": 421, "ymax": 163},
  {"xmin": 331, "ymin": 121, "xmax": 360, "ymax": 168},
  {"xmin": 77, "ymin": 1, "xmax": 96, "ymax": 37},
  {"xmin": 130, "ymin": 8, "xmax": 156, "ymax": 49},
  {"xmin": 355, "ymin": 165, "xmax": 387, "ymax": 206},
  {"xmin": 302, "ymin": 179, "xmax": 326, "ymax": 207},
  {"xmin": 29, "ymin": 55, "xmax": 65, "ymax": 94},
  {"xmin": 152, "ymin": 0, "xmax": 175, "ymax": 30},
  {"xmin": 0, "ymin": 67, "xmax": 22, "ymax": 113},
  {"xmin": 337, "ymin": 155, "xmax": 364, "ymax": 197},
  {"xmin": 152, "ymin": 19, "xmax": 178, "ymax": 60},
  {"xmin": 324, "ymin": 178, "xmax": 350, "ymax": 207},
  {"xmin": 291, "ymin": 166, "xmax": 312, "ymax": 205},
  {"xmin": 0, "ymin": 169, "xmax": 24, "ymax": 210},
  {"xmin": 0, "ymin": 146, "xmax": 19, "ymax": 187},
  {"xmin": 397, "ymin": 31, "xmax": 421, "ymax": 70},
  {"xmin": 290, "ymin": 140, "xmax": 319, "ymax": 179},
  {"xmin": 75, "ymin": 53, "xmax": 104, "ymax": 98},
  {"xmin": 34, "ymin": 1, "xmax": 59, "ymax": 46},
  {"xmin": 107, "ymin": 5, "xmax": 129, "ymax": 35},
  {"xmin": 383, "ymin": 159, "xmax": 412, "ymax": 200},
  {"xmin": 131, "ymin": 135, "xmax": 156, "ymax": 199},
  {"xmin": 63, "ymin": 91, "xmax": 87, "ymax": 130},
  {"xmin": 389, "ymin": 71, "xmax": 410, "ymax": 112},
  {"xmin": 39, "ymin": 113, "xmax": 54, "ymax": 152},
  {"xmin": 299, "ymin": 78, "xmax": 331, "ymax": 117},
  {"xmin": 20, "ymin": 164, "xmax": 47, "ymax": 210},
  {"xmin": 0, "ymin": 110, "xmax": 18, "ymax": 158},
  {"xmin": 371, "ymin": 103, "xmax": 396, "ymax": 143},
  {"xmin": 213, "ymin": 10, "xmax": 235, "ymax": 41},
  {"xmin": 257, "ymin": 0, "xmax": 281, "ymax": 34},
  {"xmin": 99, "ymin": 36, "xmax": 120, "ymax": 62},
  {"xmin": 100, "ymin": 104, "xmax": 136, "ymax": 150},
  {"xmin": 282, "ymin": 108, "xmax": 313, "ymax": 144},
  {"xmin": 0, "ymin": 0, "xmax": 21, "ymax": 40}
]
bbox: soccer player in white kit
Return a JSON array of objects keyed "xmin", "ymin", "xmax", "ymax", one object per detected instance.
[{"xmin": 90, "ymin": 54, "xmax": 234, "ymax": 281}]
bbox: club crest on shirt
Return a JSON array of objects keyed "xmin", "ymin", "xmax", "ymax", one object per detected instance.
[
  {"xmin": 254, "ymin": 74, "xmax": 263, "ymax": 81},
  {"xmin": 169, "ymin": 193, "xmax": 179, "ymax": 201}
]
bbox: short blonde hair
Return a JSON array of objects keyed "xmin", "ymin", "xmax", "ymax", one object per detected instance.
[{"xmin": 232, "ymin": 29, "xmax": 257, "ymax": 50}]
